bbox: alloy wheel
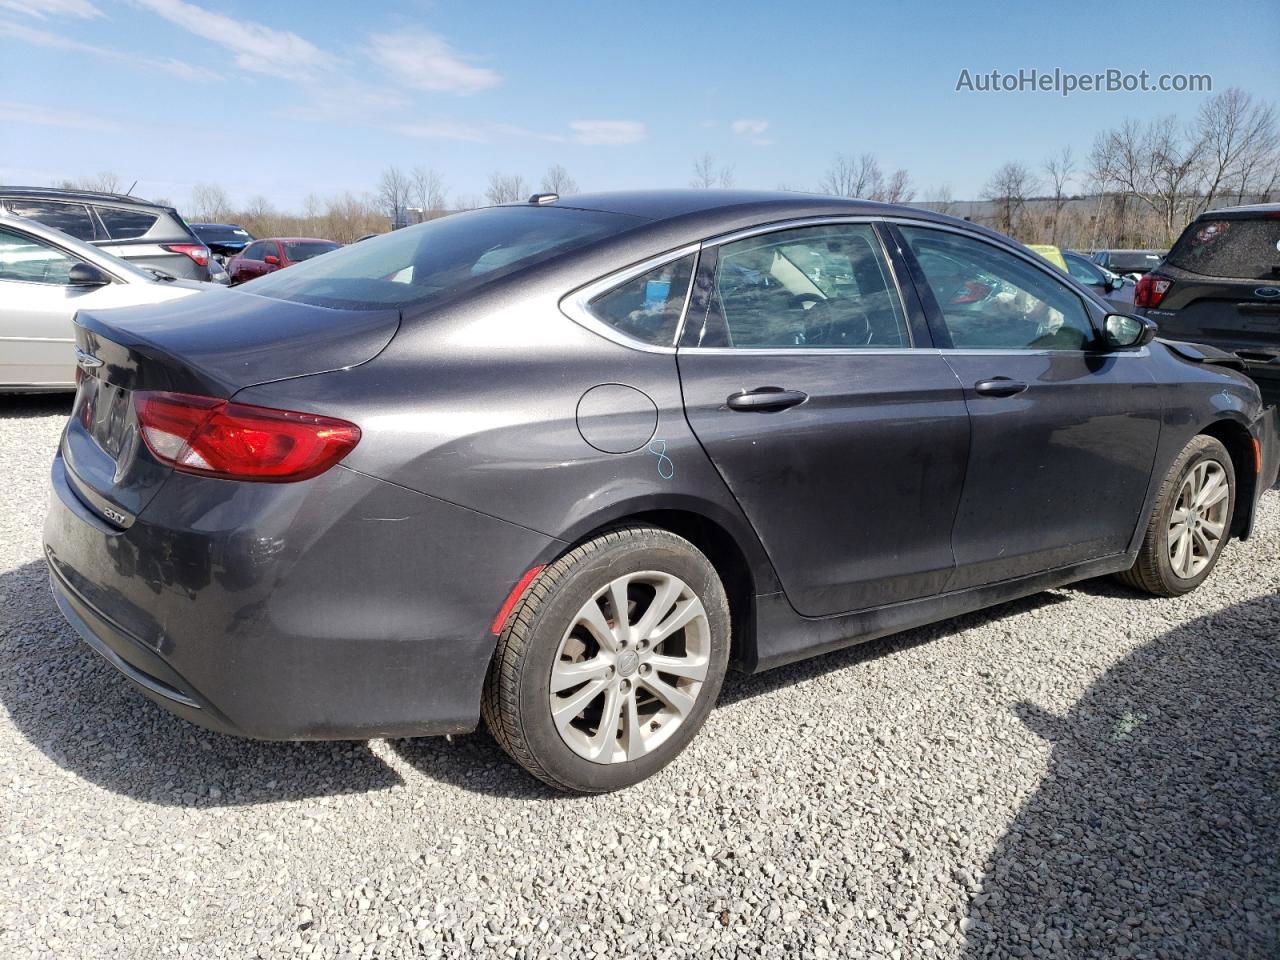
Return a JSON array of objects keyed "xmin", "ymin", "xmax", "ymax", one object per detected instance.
[
  {"xmin": 549, "ymin": 571, "xmax": 711, "ymax": 764},
  {"xmin": 1167, "ymin": 460, "xmax": 1229, "ymax": 579}
]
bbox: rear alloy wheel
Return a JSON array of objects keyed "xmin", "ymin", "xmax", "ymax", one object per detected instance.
[
  {"xmin": 483, "ymin": 526, "xmax": 730, "ymax": 793},
  {"xmin": 1116, "ymin": 434, "xmax": 1236, "ymax": 597}
]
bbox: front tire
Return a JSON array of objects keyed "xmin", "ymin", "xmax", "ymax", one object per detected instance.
[
  {"xmin": 482, "ymin": 525, "xmax": 730, "ymax": 793},
  {"xmin": 1116, "ymin": 434, "xmax": 1236, "ymax": 597}
]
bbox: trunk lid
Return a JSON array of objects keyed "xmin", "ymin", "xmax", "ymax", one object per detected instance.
[{"xmin": 63, "ymin": 288, "xmax": 399, "ymax": 525}]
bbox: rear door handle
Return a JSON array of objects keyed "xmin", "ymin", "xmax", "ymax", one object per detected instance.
[
  {"xmin": 973, "ymin": 377, "xmax": 1028, "ymax": 398},
  {"xmin": 726, "ymin": 387, "xmax": 809, "ymax": 412}
]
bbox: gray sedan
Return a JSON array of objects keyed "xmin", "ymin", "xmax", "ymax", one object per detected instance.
[{"xmin": 0, "ymin": 214, "xmax": 204, "ymax": 391}]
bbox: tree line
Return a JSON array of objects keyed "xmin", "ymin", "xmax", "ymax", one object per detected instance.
[{"xmin": 54, "ymin": 87, "xmax": 1276, "ymax": 251}]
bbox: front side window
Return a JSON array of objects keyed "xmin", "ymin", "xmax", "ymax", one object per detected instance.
[
  {"xmin": 242, "ymin": 241, "xmax": 268, "ymax": 261},
  {"xmin": 244, "ymin": 205, "xmax": 643, "ymax": 310},
  {"xmin": 95, "ymin": 206, "xmax": 158, "ymax": 240},
  {"xmin": 900, "ymin": 226, "xmax": 1095, "ymax": 350},
  {"xmin": 7, "ymin": 199, "xmax": 97, "ymax": 241},
  {"xmin": 689, "ymin": 223, "xmax": 909, "ymax": 348},
  {"xmin": 283, "ymin": 240, "xmax": 340, "ymax": 262},
  {"xmin": 586, "ymin": 254, "xmax": 696, "ymax": 347},
  {"xmin": 0, "ymin": 226, "xmax": 76, "ymax": 284},
  {"xmin": 1065, "ymin": 255, "xmax": 1106, "ymax": 287}
]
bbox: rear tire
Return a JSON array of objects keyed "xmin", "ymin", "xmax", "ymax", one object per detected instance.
[
  {"xmin": 1116, "ymin": 435, "xmax": 1235, "ymax": 597},
  {"xmin": 482, "ymin": 525, "xmax": 730, "ymax": 793}
]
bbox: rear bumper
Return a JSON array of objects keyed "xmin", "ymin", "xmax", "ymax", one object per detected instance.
[{"xmin": 44, "ymin": 453, "xmax": 561, "ymax": 739}]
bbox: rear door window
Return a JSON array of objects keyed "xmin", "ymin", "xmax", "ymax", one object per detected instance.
[
  {"xmin": 7, "ymin": 199, "xmax": 98, "ymax": 241},
  {"xmin": 686, "ymin": 223, "xmax": 909, "ymax": 348},
  {"xmin": 1166, "ymin": 218, "xmax": 1280, "ymax": 281},
  {"xmin": 95, "ymin": 206, "xmax": 159, "ymax": 240}
]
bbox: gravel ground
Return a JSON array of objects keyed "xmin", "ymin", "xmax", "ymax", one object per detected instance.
[{"xmin": 1, "ymin": 394, "xmax": 1276, "ymax": 960}]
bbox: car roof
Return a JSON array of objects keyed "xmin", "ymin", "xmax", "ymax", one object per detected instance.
[
  {"xmin": 1195, "ymin": 201, "xmax": 1280, "ymax": 218},
  {"xmin": 549, "ymin": 188, "xmax": 925, "ymax": 223},
  {"xmin": 0, "ymin": 185, "xmax": 166, "ymax": 209}
]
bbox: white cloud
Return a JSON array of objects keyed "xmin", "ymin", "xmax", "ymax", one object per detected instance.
[
  {"xmin": 0, "ymin": 99, "xmax": 120, "ymax": 132},
  {"xmin": 0, "ymin": 0, "xmax": 100, "ymax": 18},
  {"xmin": 0, "ymin": 20, "xmax": 220, "ymax": 81},
  {"xmin": 130, "ymin": 0, "xmax": 335, "ymax": 80},
  {"xmin": 569, "ymin": 120, "xmax": 646, "ymax": 145},
  {"xmin": 731, "ymin": 119, "xmax": 769, "ymax": 136},
  {"xmin": 367, "ymin": 29, "xmax": 500, "ymax": 95}
]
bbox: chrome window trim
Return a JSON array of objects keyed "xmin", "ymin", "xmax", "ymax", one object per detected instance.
[
  {"xmin": 559, "ymin": 242, "xmax": 702, "ymax": 354},
  {"xmin": 680, "ymin": 216, "xmax": 915, "ymax": 353}
]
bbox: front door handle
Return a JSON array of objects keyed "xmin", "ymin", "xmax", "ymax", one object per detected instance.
[
  {"xmin": 973, "ymin": 377, "xmax": 1028, "ymax": 398},
  {"xmin": 726, "ymin": 387, "xmax": 809, "ymax": 412}
]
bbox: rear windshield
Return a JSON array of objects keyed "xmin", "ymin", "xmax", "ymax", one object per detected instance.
[
  {"xmin": 1166, "ymin": 217, "xmax": 1280, "ymax": 281},
  {"xmin": 242, "ymin": 205, "xmax": 643, "ymax": 309},
  {"xmin": 284, "ymin": 240, "xmax": 340, "ymax": 262},
  {"xmin": 193, "ymin": 224, "xmax": 253, "ymax": 242},
  {"xmin": 1106, "ymin": 252, "xmax": 1163, "ymax": 272}
]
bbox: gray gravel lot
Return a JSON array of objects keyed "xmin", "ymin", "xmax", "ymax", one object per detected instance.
[{"xmin": 1, "ymin": 394, "xmax": 1276, "ymax": 960}]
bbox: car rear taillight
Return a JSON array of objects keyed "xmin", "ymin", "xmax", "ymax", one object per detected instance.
[
  {"xmin": 1134, "ymin": 274, "xmax": 1172, "ymax": 308},
  {"xmin": 162, "ymin": 243, "xmax": 211, "ymax": 267},
  {"xmin": 134, "ymin": 391, "xmax": 360, "ymax": 482}
]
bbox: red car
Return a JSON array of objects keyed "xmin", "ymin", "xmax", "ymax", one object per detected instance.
[{"xmin": 226, "ymin": 237, "xmax": 340, "ymax": 285}]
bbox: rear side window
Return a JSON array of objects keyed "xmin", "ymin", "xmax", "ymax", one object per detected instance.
[
  {"xmin": 688, "ymin": 223, "xmax": 908, "ymax": 349},
  {"xmin": 0, "ymin": 226, "xmax": 76, "ymax": 284},
  {"xmin": 1166, "ymin": 218, "xmax": 1280, "ymax": 281},
  {"xmin": 243, "ymin": 205, "xmax": 642, "ymax": 310},
  {"xmin": 7, "ymin": 199, "xmax": 97, "ymax": 241},
  {"xmin": 283, "ymin": 240, "xmax": 339, "ymax": 262},
  {"xmin": 587, "ymin": 255, "xmax": 696, "ymax": 346},
  {"xmin": 95, "ymin": 206, "xmax": 158, "ymax": 240}
]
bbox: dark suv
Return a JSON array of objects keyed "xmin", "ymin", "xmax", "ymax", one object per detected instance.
[
  {"xmin": 0, "ymin": 187, "xmax": 228, "ymax": 284},
  {"xmin": 1135, "ymin": 203, "xmax": 1280, "ymax": 404}
]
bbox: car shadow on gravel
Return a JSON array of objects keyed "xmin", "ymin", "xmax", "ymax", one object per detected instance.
[
  {"xmin": 962, "ymin": 593, "xmax": 1279, "ymax": 958},
  {"xmin": 0, "ymin": 560, "xmax": 403, "ymax": 806},
  {"xmin": 0, "ymin": 395, "xmax": 73, "ymax": 419}
]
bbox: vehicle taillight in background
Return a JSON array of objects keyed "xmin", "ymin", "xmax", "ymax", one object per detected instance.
[
  {"xmin": 134, "ymin": 391, "xmax": 361, "ymax": 482},
  {"xmin": 1134, "ymin": 274, "xmax": 1172, "ymax": 308},
  {"xmin": 161, "ymin": 243, "xmax": 212, "ymax": 267}
]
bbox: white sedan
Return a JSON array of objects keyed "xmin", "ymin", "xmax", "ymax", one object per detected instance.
[{"xmin": 0, "ymin": 213, "xmax": 205, "ymax": 392}]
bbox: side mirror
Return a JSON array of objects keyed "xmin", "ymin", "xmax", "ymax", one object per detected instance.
[
  {"xmin": 1103, "ymin": 313, "xmax": 1157, "ymax": 349},
  {"xmin": 1106, "ymin": 276, "xmax": 1124, "ymax": 291},
  {"xmin": 263, "ymin": 255, "xmax": 280, "ymax": 266},
  {"xmin": 68, "ymin": 262, "xmax": 111, "ymax": 286}
]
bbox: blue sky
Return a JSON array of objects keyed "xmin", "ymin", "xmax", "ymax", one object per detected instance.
[{"xmin": 2, "ymin": 0, "xmax": 1277, "ymax": 212}]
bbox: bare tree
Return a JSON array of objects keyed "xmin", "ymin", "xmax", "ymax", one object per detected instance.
[
  {"xmin": 690, "ymin": 153, "xmax": 733, "ymax": 189},
  {"xmin": 983, "ymin": 162, "xmax": 1039, "ymax": 237},
  {"xmin": 878, "ymin": 168, "xmax": 914, "ymax": 204},
  {"xmin": 924, "ymin": 184, "xmax": 957, "ymax": 216},
  {"xmin": 1043, "ymin": 146, "xmax": 1075, "ymax": 244},
  {"xmin": 485, "ymin": 172, "xmax": 528, "ymax": 205},
  {"xmin": 1194, "ymin": 87, "xmax": 1279, "ymax": 212},
  {"xmin": 819, "ymin": 153, "xmax": 882, "ymax": 198},
  {"xmin": 190, "ymin": 182, "xmax": 232, "ymax": 222},
  {"xmin": 1097, "ymin": 116, "xmax": 1206, "ymax": 243},
  {"xmin": 56, "ymin": 171, "xmax": 125, "ymax": 194},
  {"xmin": 540, "ymin": 164, "xmax": 578, "ymax": 195},
  {"xmin": 377, "ymin": 165, "xmax": 412, "ymax": 228},
  {"xmin": 411, "ymin": 167, "xmax": 448, "ymax": 219},
  {"xmin": 242, "ymin": 195, "xmax": 276, "ymax": 236}
]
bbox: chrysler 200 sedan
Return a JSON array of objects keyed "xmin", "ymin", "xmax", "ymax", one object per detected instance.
[{"xmin": 45, "ymin": 190, "xmax": 1278, "ymax": 793}]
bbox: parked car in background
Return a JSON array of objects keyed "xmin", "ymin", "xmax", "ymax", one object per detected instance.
[
  {"xmin": 43, "ymin": 191, "xmax": 1276, "ymax": 794},
  {"xmin": 226, "ymin": 237, "xmax": 340, "ymax": 284},
  {"xmin": 1064, "ymin": 251, "xmax": 1135, "ymax": 309},
  {"xmin": 0, "ymin": 187, "xmax": 228, "ymax": 284},
  {"xmin": 190, "ymin": 223, "xmax": 254, "ymax": 266},
  {"xmin": 1091, "ymin": 248, "xmax": 1165, "ymax": 279},
  {"xmin": 1134, "ymin": 203, "xmax": 1280, "ymax": 404},
  {"xmin": 0, "ymin": 214, "xmax": 203, "ymax": 391},
  {"xmin": 1026, "ymin": 243, "xmax": 1068, "ymax": 271}
]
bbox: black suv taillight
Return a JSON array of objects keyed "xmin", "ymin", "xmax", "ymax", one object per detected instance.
[{"xmin": 1134, "ymin": 274, "xmax": 1172, "ymax": 308}]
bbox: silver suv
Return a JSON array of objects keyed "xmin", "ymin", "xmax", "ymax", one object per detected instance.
[{"xmin": 0, "ymin": 187, "xmax": 229, "ymax": 284}]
